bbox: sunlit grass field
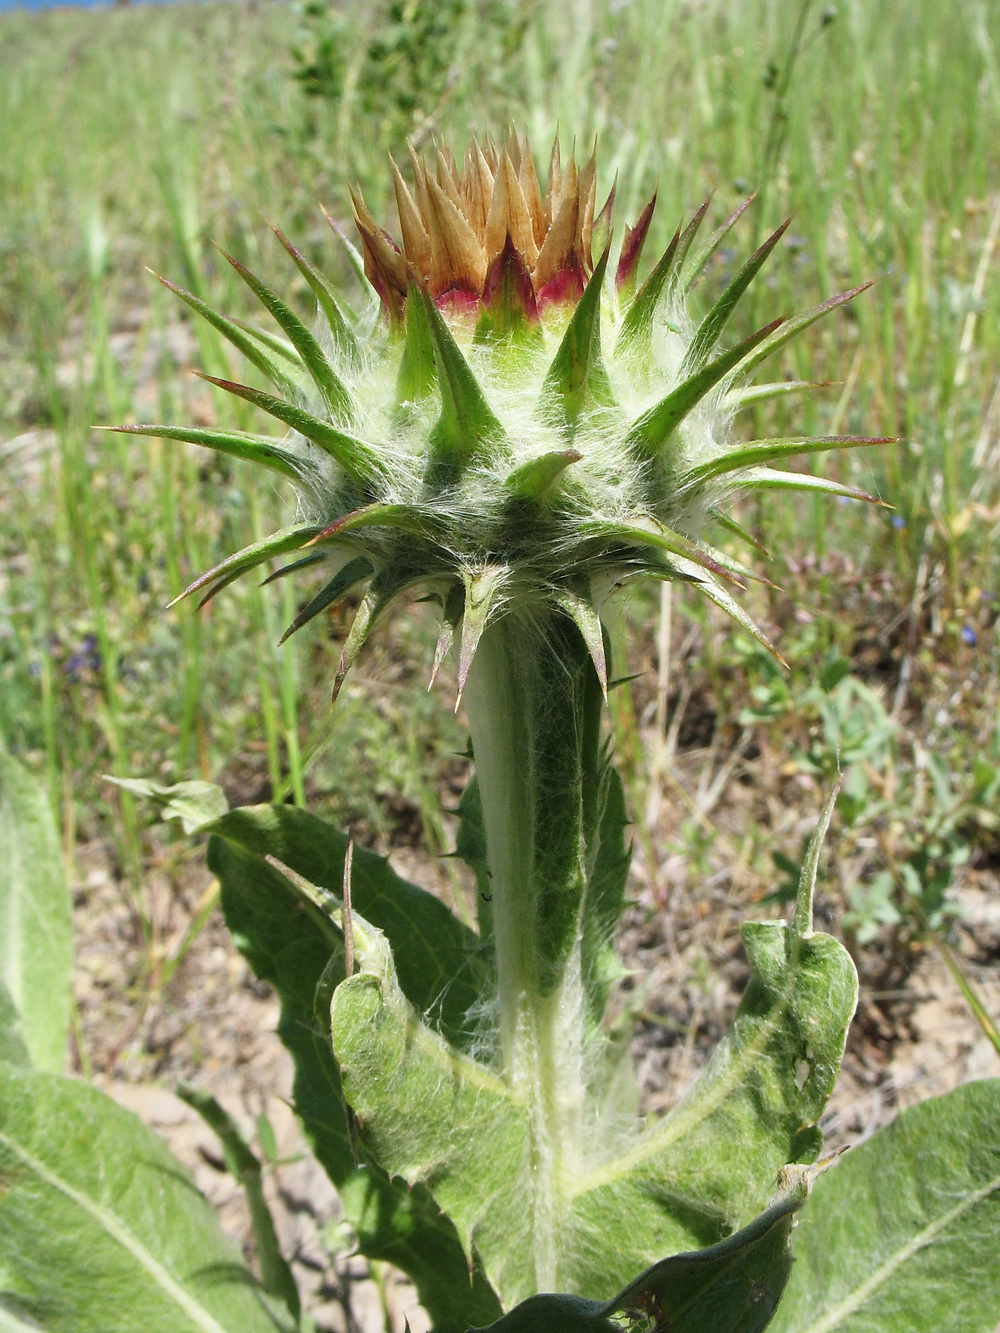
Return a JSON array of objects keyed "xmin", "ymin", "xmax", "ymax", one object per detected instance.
[{"xmin": 2, "ymin": 0, "xmax": 999, "ymax": 964}]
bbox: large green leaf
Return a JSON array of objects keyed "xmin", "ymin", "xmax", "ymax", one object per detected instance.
[
  {"xmin": 331, "ymin": 797, "xmax": 857, "ymax": 1310},
  {"xmin": 206, "ymin": 821, "xmax": 501, "ymax": 1332},
  {"xmin": 209, "ymin": 804, "xmax": 488, "ymax": 1045},
  {"xmin": 470, "ymin": 1168, "xmax": 811, "ymax": 1332},
  {"xmin": 0, "ymin": 983, "xmax": 28, "ymax": 1068},
  {"xmin": 0, "ymin": 1063, "xmax": 292, "ymax": 1333},
  {"xmin": 0, "ymin": 752, "xmax": 73, "ymax": 1073},
  {"xmin": 770, "ymin": 1079, "xmax": 1000, "ymax": 1333}
]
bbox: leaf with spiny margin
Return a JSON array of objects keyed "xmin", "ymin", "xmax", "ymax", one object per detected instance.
[
  {"xmin": 169, "ymin": 524, "xmax": 323, "ymax": 606},
  {"xmin": 329, "ymin": 795, "xmax": 855, "ymax": 1308},
  {"xmin": 193, "ymin": 373, "xmax": 383, "ymax": 489},
  {"xmin": 310, "ymin": 501, "xmax": 440, "ymax": 547},
  {"xmin": 581, "ymin": 519, "xmax": 743, "ymax": 587},
  {"xmin": 259, "ymin": 552, "xmax": 328, "ymax": 585},
  {"xmin": 228, "ymin": 317, "xmax": 301, "ymax": 364},
  {"xmin": 205, "ymin": 824, "xmax": 500, "ymax": 1333},
  {"xmin": 735, "ymin": 283, "xmax": 873, "ymax": 380},
  {"xmin": 740, "ymin": 468, "xmax": 887, "ymax": 505},
  {"xmin": 0, "ymin": 751, "xmax": 73, "ymax": 1074},
  {"xmin": 727, "ymin": 379, "xmax": 827, "ymax": 408},
  {"xmin": 278, "ymin": 556, "xmax": 373, "ymax": 644},
  {"xmin": 429, "ymin": 581, "xmax": 465, "ymax": 688},
  {"xmin": 332, "ymin": 569, "xmax": 412, "ymax": 702},
  {"xmin": 219, "ymin": 248, "xmax": 352, "ymax": 421},
  {"xmin": 472, "ymin": 1171, "xmax": 811, "ymax": 1333},
  {"xmin": 0, "ymin": 1063, "xmax": 295, "ymax": 1333},
  {"xmin": 271, "ymin": 225, "xmax": 361, "ymax": 368},
  {"xmin": 503, "ymin": 450, "xmax": 581, "ymax": 501},
  {"xmin": 541, "ymin": 246, "xmax": 614, "ymax": 434},
  {"xmin": 331, "ymin": 916, "xmax": 538, "ymax": 1306},
  {"xmin": 553, "ymin": 590, "xmax": 607, "ymax": 697},
  {"xmin": 103, "ymin": 424, "xmax": 316, "ymax": 483},
  {"xmin": 421, "ymin": 290, "xmax": 506, "ymax": 472},
  {"xmin": 680, "ymin": 192, "xmax": 756, "ymax": 294},
  {"xmin": 769, "ymin": 1079, "xmax": 1000, "ymax": 1333},
  {"xmin": 396, "ymin": 280, "xmax": 437, "ymax": 406},
  {"xmin": 152, "ymin": 272, "xmax": 297, "ymax": 398},
  {"xmin": 709, "ymin": 510, "xmax": 768, "ymax": 555},
  {"xmin": 458, "ymin": 566, "xmax": 507, "ymax": 704},
  {"xmin": 208, "ymin": 801, "xmax": 489, "ymax": 1055},
  {"xmin": 615, "ymin": 189, "xmax": 656, "ymax": 295},
  {"xmin": 616, "ymin": 197, "xmax": 710, "ymax": 357},
  {"xmin": 683, "ymin": 435, "xmax": 890, "ymax": 485},
  {"xmin": 664, "ymin": 557, "xmax": 783, "ymax": 661},
  {"xmin": 626, "ymin": 314, "xmax": 786, "ymax": 462},
  {"xmin": 680, "ymin": 219, "xmax": 792, "ymax": 377}
]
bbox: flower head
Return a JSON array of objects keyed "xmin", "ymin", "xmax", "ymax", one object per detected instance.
[{"xmin": 111, "ymin": 135, "xmax": 886, "ymax": 701}]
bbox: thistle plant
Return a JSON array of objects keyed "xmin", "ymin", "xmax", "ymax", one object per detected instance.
[
  {"xmin": 105, "ymin": 135, "xmax": 890, "ymax": 1322},
  {"xmin": 3, "ymin": 134, "xmax": 991, "ymax": 1333}
]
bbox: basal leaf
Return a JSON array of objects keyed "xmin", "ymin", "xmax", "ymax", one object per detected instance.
[
  {"xmin": 770, "ymin": 1079, "xmax": 1000, "ymax": 1333},
  {"xmin": 209, "ymin": 803, "xmax": 487, "ymax": 1045},
  {"xmin": 472, "ymin": 1170, "xmax": 811, "ymax": 1333},
  {"xmin": 206, "ymin": 819, "xmax": 500, "ymax": 1332},
  {"xmin": 0, "ymin": 753, "xmax": 72, "ymax": 1073},
  {"xmin": 336, "ymin": 795, "xmax": 855, "ymax": 1309},
  {"xmin": 0, "ymin": 983, "xmax": 29, "ymax": 1069},
  {"xmin": 0, "ymin": 1063, "xmax": 292, "ymax": 1333}
]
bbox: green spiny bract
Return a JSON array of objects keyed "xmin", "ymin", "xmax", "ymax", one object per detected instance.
[{"xmin": 114, "ymin": 135, "xmax": 884, "ymax": 695}]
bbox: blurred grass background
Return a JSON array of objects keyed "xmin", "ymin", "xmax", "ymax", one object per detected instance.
[{"xmin": 1, "ymin": 0, "xmax": 999, "ymax": 969}]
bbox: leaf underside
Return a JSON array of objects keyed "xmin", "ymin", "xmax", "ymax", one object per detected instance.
[{"xmin": 0, "ymin": 1063, "xmax": 291, "ymax": 1333}]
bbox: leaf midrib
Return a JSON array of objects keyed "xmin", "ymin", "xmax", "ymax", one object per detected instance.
[
  {"xmin": 0, "ymin": 1127, "xmax": 234, "ymax": 1333},
  {"xmin": 573, "ymin": 939, "xmax": 796, "ymax": 1196},
  {"xmin": 794, "ymin": 1171, "xmax": 1000, "ymax": 1332}
]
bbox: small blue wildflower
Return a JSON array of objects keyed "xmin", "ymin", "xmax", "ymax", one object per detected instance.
[{"xmin": 962, "ymin": 625, "xmax": 978, "ymax": 646}]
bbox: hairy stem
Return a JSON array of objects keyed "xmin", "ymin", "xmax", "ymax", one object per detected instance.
[{"xmin": 463, "ymin": 610, "xmax": 605, "ymax": 1290}]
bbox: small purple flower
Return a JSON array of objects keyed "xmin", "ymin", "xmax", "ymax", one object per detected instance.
[
  {"xmin": 962, "ymin": 625, "xmax": 978, "ymax": 646},
  {"xmin": 891, "ymin": 514, "xmax": 907, "ymax": 529}
]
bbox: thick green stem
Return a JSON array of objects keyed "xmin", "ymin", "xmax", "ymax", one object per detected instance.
[{"xmin": 463, "ymin": 609, "xmax": 606, "ymax": 1290}]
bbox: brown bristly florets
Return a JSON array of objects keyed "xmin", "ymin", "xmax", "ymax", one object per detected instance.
[{"xmin": 350, "ymin": 135, "xmax": 614, "ymax": 317}]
